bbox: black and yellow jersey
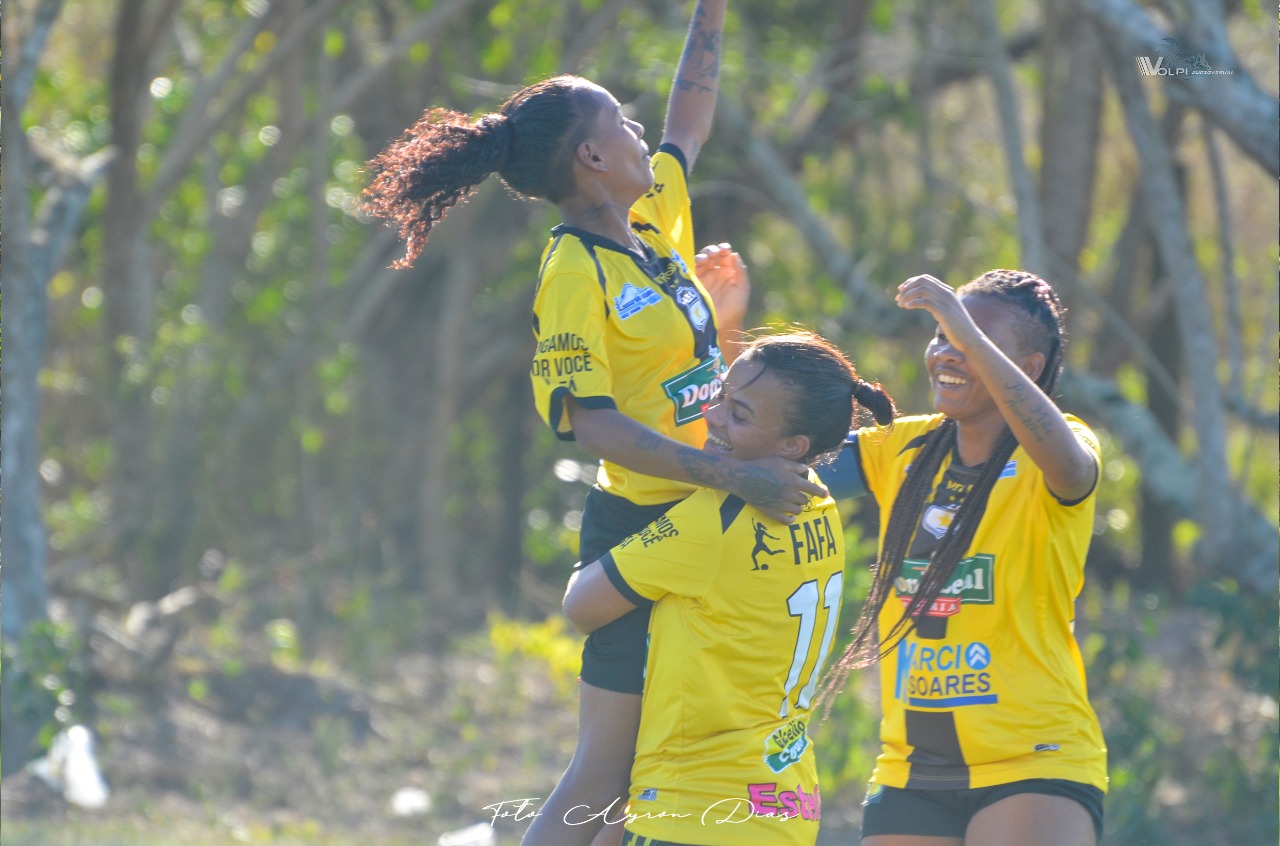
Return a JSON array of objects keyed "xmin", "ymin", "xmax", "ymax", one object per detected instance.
[
  {"xmin": 530, "ymin": 145, "xmax": 724, "ymax": 505},
  {"xmin": 602, "ymin": 476, "xmax": 842, "ymax": 845},
  {"xmin": 853, "ymin": 414, "xmax": 1107, "ymax": 791}
]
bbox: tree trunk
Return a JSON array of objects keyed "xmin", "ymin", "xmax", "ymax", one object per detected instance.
[
  {"xmin": 103, "ymin": 0, "xmax": 160, "ymax": 596},
  {"xmin": 1038, "ymin": 6, "xmax": 1104, "ymax": 306}
]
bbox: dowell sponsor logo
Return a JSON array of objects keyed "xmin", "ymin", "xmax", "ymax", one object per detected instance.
[{"xmin": 894, "ymin": 554, "xmax": 995, "ymax": 617}]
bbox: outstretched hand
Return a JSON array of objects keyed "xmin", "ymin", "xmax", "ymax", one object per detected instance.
[
  {"xmin": 895, "ymin": 274, "xmax": 984, "ymax": 353},
  {"xmin": 696, "ymin": 243, "xmax": 750, "ymax": 331},
  {"xmin": 733, "ymin": 455, "xmax": 828, "ymax": 524}
]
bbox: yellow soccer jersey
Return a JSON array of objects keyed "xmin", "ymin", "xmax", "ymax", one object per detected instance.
[
  {"xmin": 601, "ymin": 478, "xmax": 843, "ymax": 846},
  {"xmin": 530, "ymin": 145, "xmax": 724, "ymax": 505},
  {"xmin": 853, "ymin": 414, "xmax": 1107, "ymax": 791}
]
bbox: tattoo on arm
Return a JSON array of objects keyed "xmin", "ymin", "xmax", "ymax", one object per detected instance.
[
  {"xmin": 676, "ymin": 8, "xmax": 721, "ymax": 94},
  {"xmin": 635, "ymin": 430, "xmax": 664, "ymax": 452},
  {"xmin": 1003, "ymin": 381, "xmax": 1057, "ymax": 442}
]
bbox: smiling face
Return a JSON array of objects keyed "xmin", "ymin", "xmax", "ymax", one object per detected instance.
[
  {"xmin": 926, "ymin": 295, "xmax": 1042, "ymax": 423},
  {"xmin": 703, "ymin": 359, "xmax": 809, "ymax": 463},
  {"xmin": 579, "ymin": 84, "xmax": 652, "ymax": 200}
]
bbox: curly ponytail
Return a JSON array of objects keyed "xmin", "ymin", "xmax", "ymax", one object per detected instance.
[{"xmin": 362, "ymin": 75, "xmax": 603, "ymax": 268}]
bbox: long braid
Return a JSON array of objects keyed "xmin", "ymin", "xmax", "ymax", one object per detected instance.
[{"xmin": 821, "ymin": 269, "xmax": 1066, "ymax": 708}]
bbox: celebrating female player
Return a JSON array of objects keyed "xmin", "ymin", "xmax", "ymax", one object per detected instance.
[
  {"xmin": 824, "ymin": 270, "xmax": 1107, "ymax": 846},
  {"xmin": 362, "ymin": 3, "xmax": 825, "ymax": 843},
  {"xmin": 565, "ymin": 332, "xmax": 896, "ymax": 846}
]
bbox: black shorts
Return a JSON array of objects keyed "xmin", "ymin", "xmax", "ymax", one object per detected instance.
[
  {"xmin": 577, "ymin": 487, "xmax": 682, "ymax": 695},
  {"xmin": 860, "ymin": 779, "xmax": 1104, "ymax": 841}
]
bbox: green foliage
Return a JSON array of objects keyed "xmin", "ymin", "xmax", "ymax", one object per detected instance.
[
  {"xmin": 1082, "ymin": 580, "xmax": 1279, "ymax": 846},
  {"xmin": 489, "ymin": 614, "xmax": 583, "ymax": 699},
  {"xmin": 0, "ymin": 620, "xmax": 89, "ymax": 766}
]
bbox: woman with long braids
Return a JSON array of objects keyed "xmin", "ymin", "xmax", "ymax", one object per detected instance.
[
  {"xmin": 362, "ymin": 3, "xmax": 825, "ymax": 845},
  {"xmin": 824, "ymin": 270, "xmax": 1106, "ymax": 846}
]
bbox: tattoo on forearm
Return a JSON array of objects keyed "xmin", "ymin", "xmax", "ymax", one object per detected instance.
[
  {"xmin": 677, "ymin": 6, "xmax": 721, "ymax": 94},
  {"xmin": 635, "ymin": 430, "xmax": 664, "ymax": 452},
  {"xmin": 1003, "ymin": 381, "xmax": 1057, "ymax": 442}
]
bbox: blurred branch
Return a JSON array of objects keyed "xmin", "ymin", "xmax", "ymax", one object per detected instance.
[
  {"xmin": 148, "ymin": 0, "xmax": 346, "ymax": 216},
  {"xmin": 910, "ymin": 27, "xmax": 1041, "ymax": 94},
  {"xmin": 323, "ymin": 0, "xmax": 478, "ymax": 123},
  {"xmin": 716, "ymin": 98, "xmax": 900, "ymax": 329},
  {"xmin": 7, "ymin": 0, "xmax": 65, "ymax": 109},
  {"xmin": 1200, "ymin": 123, "xmax": 1245, "ymax": 398},
  {"xmin": 974, "ymin": 0, "xmax": 1048, "ymax": 275},
  {"xmin": 1101, "ymin": 47, "xmax": 1234, "ymax": 561},
  {"xmin": 1060, "ymin": 370, "xmax": 1278, "ymax": 594},
  {"xmin": 1074, "ymin": 0, "xmax": 1279, "ymax": 176}
]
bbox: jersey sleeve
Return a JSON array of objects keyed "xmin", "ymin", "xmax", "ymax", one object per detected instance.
[
  {"xmin": 601, "ymin": 490, "xmax": 723, "ymax": 603},
  {"xmin": 630, "ymin": 145, "xmax": 694, "ymax": 267},
  {"xmin": 1049, "ymin": 415, "xmax": 1101, "ymax": 506},
  {"xmin": 817, "ymin": 434, "xmax": 870, "ymax": 501},
  {"xmin": 530, "ymin": 262, "xmax": 616, "ymax": 440}
]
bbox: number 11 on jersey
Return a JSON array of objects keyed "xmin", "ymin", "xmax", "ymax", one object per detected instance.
[{"xmin": 780, "ymin": 572, "xmax": 844, "ymax": 718}]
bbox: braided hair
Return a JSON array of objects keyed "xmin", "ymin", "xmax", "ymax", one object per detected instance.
[
  {"xmin": 736, "ymin": 332, "xmax": 897, "ymax": 463},
  {"xmin": 827, "ymin": 270, "xmax": 1067, "ymax": 690},
  {"xmin": 362, "ymin": 75, "xmax": 603, "ymax": 268}
]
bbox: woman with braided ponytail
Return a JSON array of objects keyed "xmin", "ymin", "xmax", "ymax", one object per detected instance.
[
  {"xmin": 823, "ymin": 271, "xmax": 1106, "ymax": 846},
  {"xmin": 364, "ymin": 4, "xmax": 826, "ymax": 845}
]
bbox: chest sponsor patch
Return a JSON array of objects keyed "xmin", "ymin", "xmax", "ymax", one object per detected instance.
[
  {"xmin": 614, "ymin": 282, "xmax": 663, "ymax": 319},
  {"xmin": 895, "ymin": 639, "xmax": 998, "ymax": 708},
  {"xmin": 661, "ymin": 356, "xmax": 725, "ymax": 426},
  {"xmin": 894, "ymin": 554, "xmax": 995, "ymax": 617}
]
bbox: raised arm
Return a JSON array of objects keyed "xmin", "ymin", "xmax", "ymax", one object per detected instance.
[
  {"xmin": 566, "ymin": 401, "xmax": 826, "ymax": 523},
  {"xmin": 896, "ymin": 274, "xmax": 1096, "ymax": 502},
  {"xmin": 662, "ymin": 0, "xmax": 728, "ymax": 170}
]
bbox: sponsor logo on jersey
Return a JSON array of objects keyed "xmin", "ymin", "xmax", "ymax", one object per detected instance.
[
  {"xmin": 661, "ymin": 356, "xmax": 725, "ymax": 425},
  {"xmin": 637, "ymin": 788, "xmax": 659, "ymax": 801},
  {"xmin": 894, "ymin": 639, "xmax": 998, "ymax": 708},
  {"xmin": 920, "ymin": 504, "xmax": 957, "ymax": 539},
  {"xmin": 894, "ymin": 554, "xmax": 995, "ymax": 616},
  {"xmin": 614, "ymin": 282, "xmax": 663, "ymax": 319},
  {"xmin": 674, "ymin": 284, "xmax": 710, "ymax": 331},
  {"xmin": 763, "ymin": 718, "xmax": 810, "ymax": 773},
  {"xmin": 1034, "ymin": 744, "xmax": 1061, "ymax": 753}
]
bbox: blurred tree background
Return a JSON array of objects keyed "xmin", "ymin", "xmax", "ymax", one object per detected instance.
[{"xmin": 2, "ymin": 0, "xmax": 1276, "ymax": 844}]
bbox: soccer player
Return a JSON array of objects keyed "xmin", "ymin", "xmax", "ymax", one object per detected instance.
[
  {"xmin": 361, "ymin": 3, "xmax": 825, "ymax": 843},
  {"xmin": 824, "ymin": 271, "xmax": 1107, "ymax": 846},
  {"xmin": 564, "ymin": 332, "xmax": 897, "ymax": 846}
]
